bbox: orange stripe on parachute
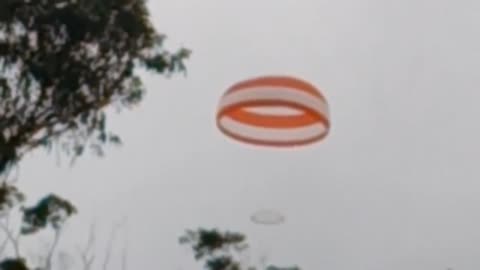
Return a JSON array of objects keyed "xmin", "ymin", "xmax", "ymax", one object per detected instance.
[
  {"xmin": 225, "ymin": 75, "xmax": 327, "ymax": 101},
  {"xmin": 216, "ymin": 75, "xmax": 330, "ymax": 147},
  {"xmin": 218, "ymin": 100, "xmax": 323, "ymax": 129}
]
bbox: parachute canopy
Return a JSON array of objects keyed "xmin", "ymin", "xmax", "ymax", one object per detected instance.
[
  {"xmin": 250, "ymin": 209, "xmax": 285, "ymax": 225},
  {"xmin": 216, "ymin": 75, "xmax": 330, "ymax": 147}
]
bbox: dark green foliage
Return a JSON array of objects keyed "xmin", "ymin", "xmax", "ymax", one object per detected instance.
[
  {"xmin": 181, "ymin": 228, "xmax": 303, "ymax": 270},
  {"xmin": 0, "ymin": 183, "xmax": 25, "ymax": 214},
  {"xmin": 179, "ymin": 228, "xmax": 247, "ymax": 260},
  {"xmin": 206, "ymin": 256, "xmax": 241, "ymax": 270},
  {"xmin": 21, "ymin": 193, "xmax": 76, "ymax": 234},
  {"xmin": 0, "ymin": 0, "xmax": 190, "ymax": 174},
  {"xmin": 0, "ymin": 258, "xmax": 29, "ymax": 270},
  {"xmin": 179, "ymin": 228, "xmax": 247, "ymax": 270},
  {"xmin": 0, "ymin": 0, "xmax": 188, "ymax": 268},
  {"xmin": 0, "ymin": 190, "xmax": 77, "ymax": 268}
]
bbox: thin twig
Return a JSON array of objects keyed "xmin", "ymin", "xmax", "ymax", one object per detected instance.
[
  {"xmin": 120, "ymin": 221, "xmax": 129, "ymax": 270},
  {"xmin": 120, "ymin": 243, "xmax": 127, "ymax": 270},
  {"xmin": 77, "ymin": 222, "xmax": 96, "ymax": 270},
  {"xmin": 101, "ymin": 229, "xmax": 117, "ymax": 270},
  {"xmin": 0, "ymin": 216, "xmax": 20, "ymax": 257},
  {"xmin": 102, "ymin": 218, "xmax": 126, "ymax": 270},
  {"xmin": 0, "ymin": 162, "xmax": 18, "ymax": 185},
  {"xmin": 0, "ymin": 214, "xmax": 11, "ymax": 257},
  {"xmin": 76, "ymin": 245, "xmax": 95, "ymax": 270},
  {"xmin": 45, "ymin": 228, "xmax": 62, "ymax": 270},
  {"xmin": 0, "ymin": 237, "xmax": 8, "ymax": 258}
]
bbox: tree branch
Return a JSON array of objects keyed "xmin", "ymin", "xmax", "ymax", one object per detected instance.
[
  {"xmin": 120, "ymin": 243, "xmax": 127, "ymax": 270},
  {"xmin": 77, "ymin": 222, "xmax": 96, "ymax": 270},
  {"xmin": 102, "ymin": 218, "xmax": 126, "ymax": 270},
  {"xmin": 0, "ymin": 214, "xmax": 11, "ymax": 258},
  {"xmin": 45, "ymin": 228, "xmax": 62, "ymax": 270},
  {"xmin": 120, "ymin": 221, "xmax": 129, "ymax": 270},
  {"xmin": 17, "ymin": 76, "xmax": 126, "ymax": 160},
  {"xmin": 0, "ymin": 216, "xmax": 20, "ymax": 258}
]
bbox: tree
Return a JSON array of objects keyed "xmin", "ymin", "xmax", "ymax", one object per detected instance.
[
  {"xmin": 0, "ymin": 186, "xmax": 128, "ymax": 270},
  {"xmin": 0, "ymin": 0, "xmax": 190, "ymax": 176},
  {"xmin": 179, "ymin": 228, "xmax": 302, "ymax": 270},
  {"xmin": 179, "ymin": 228, "xmax": 247, "ymax": 270},
  {"xmin": 0, "ymin": 183, "xmax": 76, "ymax": 270},
  {"xmin": 0, "ymin": 0, "xmax": 189, "ymax": 269}
]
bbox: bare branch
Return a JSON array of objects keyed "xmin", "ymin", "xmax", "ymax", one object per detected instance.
[
  {"xmin": 0, "ymin": 214, "xmax": 11, "ymax": 258},
  {"xmin": 0, "ymin": 237, "xmax": 8, "ymax": 258},
  {"xmin": 121, "ymin": 222, "xmax": 129, "ymax": 270},
  {"xmin": 77, "ymin": 222, "xmax": 96, "ymax": 270},
  {"xmin": 17, "ymin": 74, "xmax": 127, "ymax": 161},
  {"xmin": 45, "ymin": 228, "xmax": 62, "ymax": 270},
  {"xmin": 102, "ymin": 219, "xmax": 126, "ymax": 270},
  {"xmin": 0, "ymin": 214, "xmax": 20, "ymax": 258},
  {"xmin": 120, "ymin": 242, "xmax": 127, "ymax": 270},
  {"xmin": 0, "ymin": 163, "xmax": 19, "ymax": 185}
]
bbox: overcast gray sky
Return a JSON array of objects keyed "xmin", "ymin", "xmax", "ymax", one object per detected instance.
[{"xmin": 12, "ymin": 0, "xmax": 480, "ymax": 269}]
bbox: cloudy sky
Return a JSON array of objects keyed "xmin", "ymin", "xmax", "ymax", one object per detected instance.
[{"xmin": 12, "ymin": 0, "xmax": 480, "ymax": 269}]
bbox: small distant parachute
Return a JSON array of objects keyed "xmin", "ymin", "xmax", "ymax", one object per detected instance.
[
  {"xmin": 250, "ymin": 209, "xmax": 285, "ymax": 225},
  {"xmin": 216, "ymin": 75, "xmax": 330, "ymax": 147}
]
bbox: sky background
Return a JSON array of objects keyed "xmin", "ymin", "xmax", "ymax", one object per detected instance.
[{"xmin": 10, "ymin": 0, "xmax": 480, "ymax": 269}]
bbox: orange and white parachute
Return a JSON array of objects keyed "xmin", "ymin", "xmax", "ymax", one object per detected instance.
[{"xmin": 216, "ymin": 75, "xmax": 330, "ymax": 147}]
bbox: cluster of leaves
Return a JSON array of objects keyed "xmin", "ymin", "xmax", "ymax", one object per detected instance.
[
  {"xmin": 21, "ymin": 193, "xmax": 76, "ymax": 234},
  {"xmin": 0, "ymin": 258, "xmax": 28, "ymax": 270},
  {"xmin": 0, "ymin": 183, "xmax": 25, "ymax": 216},
  {"xmin": 205, "ymin": 256, "xmax": 241, "ymax": 270},
  {"xmin": 0, "ymin": 0, "xmax": 190, "ymax": 174},
  {"xmin": 179, "ymin": 228, "xmax": 247, "ymax": 270},
  {"xmin": 0, "ymin": 184, "xmax": 76, "ymax": 270},
  {"xmin": 0, "ymin": 0, "xmax": 188, "ymax": 269},
  {"xmin": 180, "ymin": 228, "xmax": 303, "ymax": 270},
  {"xmin": 179, "ymin": 228, "xmax": 247, "ymax": 260}
]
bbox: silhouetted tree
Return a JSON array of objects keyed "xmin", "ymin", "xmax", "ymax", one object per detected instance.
[
  {"xmin": 0, "ymin": 0, "xmax": 189, "ymax": 269},
  {"xmin": 180, "ymin": 228, "xmax": 302, "ymax": 270},
  {"xmin": 180, "ymin": 228, "xmax": 247, "ymax": 270},
  {"xmin": 0, "ymin": 183, "xmax": 76, "ymax": 270},
  {"xmin": 0, "ymin": 0, "xmax": 189, "ymax": 176}
]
